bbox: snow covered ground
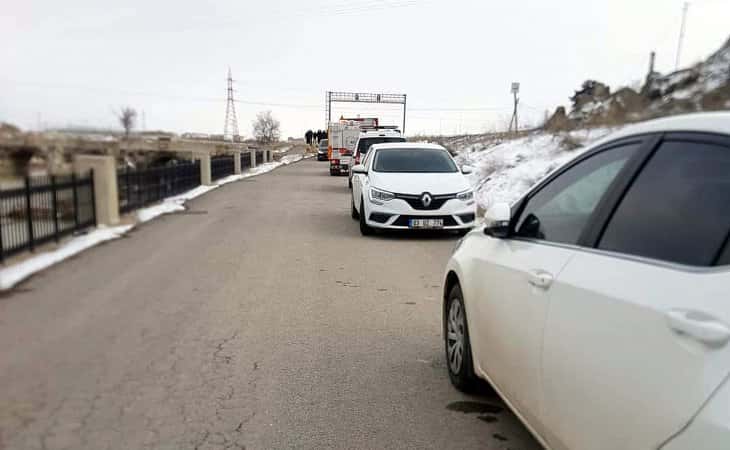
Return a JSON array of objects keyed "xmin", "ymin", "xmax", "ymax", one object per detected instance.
[
  {"xmin": 0, "ymin": 225, "xmax": 133, "ymax": 290},
  {"xmin": 0, "ymin": 153, "xmax": 309, "ymax": 290},
  {"xmin": 453, "ymin": 127, "xmax": 618, "ymax": 210}
]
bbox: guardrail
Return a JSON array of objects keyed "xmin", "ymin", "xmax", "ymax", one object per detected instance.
[
  {"xmin": 118, "ymin": 161, "xmax": 201, "ymax": 213},
  {"xmin": 241, "ymin": 152, "xmax": 252, "ymax": 169},
  {"xmin": 211, "ymin": 155, "xmax": 235, "ymax": 180},
  {"xmin": 0, "ymin": 172, "xmax": 96, "ymax": 261}
]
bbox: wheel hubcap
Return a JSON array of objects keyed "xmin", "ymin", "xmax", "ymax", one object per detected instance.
[{"xmin": 447, "ymin": 299, "xmax": 465, "ymax": 374}]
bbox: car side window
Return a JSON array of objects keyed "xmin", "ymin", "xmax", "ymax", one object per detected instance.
[
  {"xmin": 513, "ymin": 143, "xmax": 639, "ymax": 245},
  {"xmin": 599, "ymin": 139, "xmax": 730, "ymax": 266}
]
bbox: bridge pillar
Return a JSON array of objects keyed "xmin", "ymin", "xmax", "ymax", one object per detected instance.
[
  {"xmin": 233, "ymin": 151, "xmax": 242, "ymax": 174},
  {"xmin": 196, "ymin": 153, "xmax": 212, "ymax": 185},
  {"xmin": 73, "ymin": 154, "xmax": 119, "ymax": 226}
]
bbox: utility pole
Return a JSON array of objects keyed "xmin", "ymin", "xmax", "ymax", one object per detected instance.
[
  {"xmin": 675, "ymin": 2, "xmax": 689, "ymax": 70},
  {"xmin": 508, "ymin": 82, "xmax": 520, "ymax": 134},
  {"xmin": 223, "ymin": 67, "xmax": 240, "ymax": 141}
]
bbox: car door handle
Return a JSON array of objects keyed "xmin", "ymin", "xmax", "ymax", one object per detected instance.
[
  {"xmin": 665, "ymin": 309, "xmax": 730, "ymax": 346},
  {"xmin": 527, "ymin": 270, "xmax": 554, "ymax": 289}
]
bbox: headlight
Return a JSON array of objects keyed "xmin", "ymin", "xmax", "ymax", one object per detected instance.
[
  {"xmin": 369, "ymin": 187, "xmax": 395, "ymax": 202},
  {"xmin": 457, "ymin": 190, "xmax": 474, "ymax": 201}
]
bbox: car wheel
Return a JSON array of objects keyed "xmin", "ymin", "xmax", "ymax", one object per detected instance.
[
  {"xmin": 359, "ymin": 197, "xmax": 373, "ymax": 236},
  {"xmin": 445, "ymin": 283, "xmax": 476, "ymax": 392},
  {"xmin": 351, "ymin": 197, "xmax": 359, "ymax": 220}
]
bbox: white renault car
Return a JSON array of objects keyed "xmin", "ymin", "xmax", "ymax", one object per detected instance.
[
  {"xmin": 350, "ymin": 143, "xmax": 476, "ymax": 235},
  {"xmin": 443, "ymin": 112, "xmax": 730, "ymax": 450}
]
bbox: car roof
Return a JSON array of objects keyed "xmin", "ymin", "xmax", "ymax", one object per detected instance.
[
  {"xmin": 370, "ymin": 142, "xmax": 447, "ymax": 151},
  {"xmin": 596, "ymin": 112, "xmax": 730, "ymax": 145}
]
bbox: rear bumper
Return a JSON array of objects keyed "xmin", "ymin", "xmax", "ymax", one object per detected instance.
[
  {"xmin": 363, "ymin": 197, "xmax": 476, "ymax": 230},
  {"xmin": 661, "ymin": 376, "xmax": 730, "ymax": 450}
]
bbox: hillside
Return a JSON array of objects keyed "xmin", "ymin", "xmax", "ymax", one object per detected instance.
[{"xmin": 448, "ymin": 35, "xmax": 729, "ymax": 212}]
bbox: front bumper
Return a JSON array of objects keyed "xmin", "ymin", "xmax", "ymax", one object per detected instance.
[{"xmin": 363, "ymin": 196, "xmax": 476, "ymax": 230}]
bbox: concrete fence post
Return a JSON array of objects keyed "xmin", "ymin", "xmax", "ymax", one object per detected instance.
[
  {"xmin": 197, "ymin": 153, "xmax": 212, "ymax": 185},
  {"xmin": 73, "ymin": 154, "xmax": 119, "ymax": 226},
  {"xmin": 233, "ymin": 151, "xmax": 242, "ymax": 174},
  {"xmin": 250, "ymin": 149, "xmax": 257, "ymax": 168}
]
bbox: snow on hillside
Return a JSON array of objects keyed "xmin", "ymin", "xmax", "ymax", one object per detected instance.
[{"xmin": 453, "ymin": 127, "xmax": 617, "ymax": 210}]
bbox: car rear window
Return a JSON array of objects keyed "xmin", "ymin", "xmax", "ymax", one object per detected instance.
[
  {"xmin": 373, "ymin": 148, "xmax": 457, "ymax": 173},
  {"xmin": 357, "ymin": 137, "xmax": 405, "ymax": 154}
]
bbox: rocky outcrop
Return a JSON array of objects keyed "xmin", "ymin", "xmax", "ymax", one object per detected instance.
[{"xmin": 546, "ymin": 35, "xmax": 730, "ymax": 131}]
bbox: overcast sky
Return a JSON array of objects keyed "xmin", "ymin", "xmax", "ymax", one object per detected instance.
[{"xmin": 2, "ymin": 0, "xmax": 729, "ymax": 138}]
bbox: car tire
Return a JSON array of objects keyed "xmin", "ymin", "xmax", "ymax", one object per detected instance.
[
  {"xmin": 351, "ymin": 197, "xmax": 359, "ymax": 220},
  {"xmin": 445, "ymin": 283, "xmax": 477, "ymax": 392},
  {"xmin": 359, "ymin": 197, "xmax": 373, "ymax": 236}
]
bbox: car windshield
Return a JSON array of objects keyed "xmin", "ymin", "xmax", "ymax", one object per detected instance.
[
  {"xmin": 373, "ymin": 148, "xmax": 458, "ymax": 173},
  {"xmin": 357, "ymin": 137, "xmax": 405, "ymax": 154}
]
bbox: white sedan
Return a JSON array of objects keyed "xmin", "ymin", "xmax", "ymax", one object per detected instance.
[
  {"xmin": 443, "ymin": 112, "xmax": 730, "ymax": 450},
  {"xmin": 350, "ymin": 143, "xmax": 476, "ymax": 235}
]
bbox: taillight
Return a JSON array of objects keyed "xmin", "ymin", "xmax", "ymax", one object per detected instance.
[{"xmin": 355, "ymin": 156, "xmax": 360, "ymax": 164}]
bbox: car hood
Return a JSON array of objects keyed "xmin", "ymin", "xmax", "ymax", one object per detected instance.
[{"xmin": 368, "ymin": 171, "xmax": 470, "ymax": 195}]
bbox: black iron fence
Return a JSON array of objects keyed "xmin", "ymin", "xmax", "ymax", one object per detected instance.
[
  {"xmin": 241, "ymin": 152, "xmax": 251, "ymax": 169},
  {"xmin": 118, "ymin": 161, "xmax": 201, "ymax": 213},
  {"xmin": 211, "ymin": 155, "xmax": 235, "ymax": 180},
  {"xmin": 256, "ymin": 151, "xmax": 264, "ymax": 165},
  {"xmin": 0, "ymin": 172, "xmax": 96, "ymax": 261}
]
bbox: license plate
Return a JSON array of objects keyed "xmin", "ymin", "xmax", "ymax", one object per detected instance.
[{"xmin": 409, "ymin": 218, "xmax": 444, "ymax": 229}]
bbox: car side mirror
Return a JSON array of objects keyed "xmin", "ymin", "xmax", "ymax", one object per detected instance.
[
  {"xmin": 461, "ymin": 165, "xmax": 473, "ymax": 175},
  {"xmin": 484, "ymin": 202, "xmax": 511, "ymax": 238},
  {"xmin": 351, "ymin": 164, "xmax": 367, "ymax": 175}
]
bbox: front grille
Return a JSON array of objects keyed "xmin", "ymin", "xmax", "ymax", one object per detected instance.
[
  {"xmin": 369, "ymin": 212, "xmax": 392, "ymax": 223},
  {"xmin": 458, "ymin": 213, "xmax": 476, "ymax": 223},
  {"xmin": 392, "ymin": 215, "xmax": 458, "ymax": 227},
  {"xmin": 394, "ymin": 193, "xmax": 457, "ymax": 210}
]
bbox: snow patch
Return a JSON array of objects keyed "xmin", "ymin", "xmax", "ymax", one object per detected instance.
[
  {"xmin": 454, "ymin": 128, "xmax": 617, "ymax": 210},
  {"xmin": 0, "ymin": 225, "xmax": 133, "ymax": 290}
]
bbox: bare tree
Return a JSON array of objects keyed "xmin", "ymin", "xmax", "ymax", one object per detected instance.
[
  {"xmin": 252, "ymin": 111, "xmax": 281, "ymax": 144},
  {"xmin": 116, "ymin": 107, "xmax": 137, "ymax": 140}
]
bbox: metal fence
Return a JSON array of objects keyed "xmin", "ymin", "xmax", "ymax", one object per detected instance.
[
  {"xmin": 0, "ymin": 172, "xmax": 96, "ymax": 260},
  {"xmin": 255, "ymin": 151, "xmax": 264, "ymax": 165},
  {"xmin": 241, "ymin": 152, "xmax": 251, "ymax": 169},
  {"xmin": 118, "ymin": 161, "xmax": 201, "ymax": 213},
  {"xmin": 211, "ymin": 155, "xmax": 235, "ymax": 180}
]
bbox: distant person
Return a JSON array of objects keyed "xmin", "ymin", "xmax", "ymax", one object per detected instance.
[{"xmin": 305, "ymin": 130, "xmax": 313, "ymax": 145}]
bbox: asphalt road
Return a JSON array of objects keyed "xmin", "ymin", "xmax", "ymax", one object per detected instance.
[{"xmin": 0, "ymin": 156, "xmax": 540, "ymax": 450}]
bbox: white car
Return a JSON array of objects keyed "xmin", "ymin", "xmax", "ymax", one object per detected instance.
[
  {"xmin": 443, "ymin": 112, "xmax": 730, "ymax": 450},
  {"xmin": 350, "ymin": 143, "xmax": 476, "ymax": 235}
]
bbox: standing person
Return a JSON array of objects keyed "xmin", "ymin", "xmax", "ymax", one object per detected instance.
[{"xmin": 305, "ymin": 129, "xmax": 312, "ymax": 146}]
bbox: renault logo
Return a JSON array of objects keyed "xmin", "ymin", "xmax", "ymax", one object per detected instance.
[{"xmin": 421, "ymin": 193, "xmax": 433, "ymax": 207}]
